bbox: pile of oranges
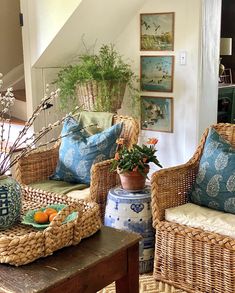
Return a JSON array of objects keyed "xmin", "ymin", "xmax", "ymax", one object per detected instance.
[{"xmin": 34, "ymin": 208, "xmax": 58, "ymax": 224}]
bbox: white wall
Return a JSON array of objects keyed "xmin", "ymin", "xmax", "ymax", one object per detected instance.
[
  {"xmin": 115, "ymin": 0, "xmax": 202, "ymax": 172},
  {"xmin": 20, "ymin": 0, "xmax": 82, "ymax": 117},
  {"xmin": 33, "ymin": 0, "xmax": 146, "ymax": 67},
  {"xmin": 23, "ymin": 0, "xmax": 82, "ymax": 66}
]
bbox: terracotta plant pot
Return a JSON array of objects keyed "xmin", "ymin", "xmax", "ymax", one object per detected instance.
[{"xmin": 118, "ymin": 165, "xmax": 149, "ymax": 191}]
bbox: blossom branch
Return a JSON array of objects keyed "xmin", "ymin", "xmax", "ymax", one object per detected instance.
[
  {"xmin": 0, "ymin": 73, "xmax": 93, "ymax": 175},
  {"xmin": 8, "ymin": 89, "xmax": 60, "ymax": 153}
]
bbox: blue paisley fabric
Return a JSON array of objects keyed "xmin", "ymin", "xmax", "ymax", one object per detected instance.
[
  {"xmin": 189, "ymin": 127, "xmax": 235, "ymax": 214},
  {"xmin": 51, "ymin": 116, "xmax": 123, "ymax": 184}
]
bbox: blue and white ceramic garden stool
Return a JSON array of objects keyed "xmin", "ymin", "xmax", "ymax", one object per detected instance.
[{"xmin": 104, "ymin": 186, "xmax": 155, "ymax": 273}]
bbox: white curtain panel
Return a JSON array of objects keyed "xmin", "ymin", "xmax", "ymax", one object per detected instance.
[{"xmin": 198, "ymin": 0, "xmax": 222, "ymax": 137}]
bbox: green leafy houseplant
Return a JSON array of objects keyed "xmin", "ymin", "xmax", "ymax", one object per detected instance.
[
  {"xmin": 55, "ymin": 44, "xmax": 139, "ymax": 113},
  {"xmin": 111, "ymin": 138, "xmax": 162, "ymax": 175},
  {"xmin": 111, "ymin": 138, "xmax": 162, "ymax": 191}
]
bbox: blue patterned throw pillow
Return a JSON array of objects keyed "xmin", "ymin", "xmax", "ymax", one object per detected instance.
[
  {"xmin": 51, "ymin": 117, "xmax": 123, "ymax": 184},
  {"xmin": 189, "ymin": 127, "xmax": 235, "ymax": 214}
]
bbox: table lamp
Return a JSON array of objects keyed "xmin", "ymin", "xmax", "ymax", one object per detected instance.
[{"xmin": 219, "ymin": 37, "xmax": 232, "ymax": 77}]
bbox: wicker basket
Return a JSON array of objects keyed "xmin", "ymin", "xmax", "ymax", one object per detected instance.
[
  {"xmin": 0, "ymin": 185, "xmax": 102, "ymax": 266},
  {"xmin": 76, "ymin": 80, "xmax": 126, "ymax": 113}
]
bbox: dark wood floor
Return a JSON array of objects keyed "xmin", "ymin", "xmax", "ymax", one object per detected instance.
[{"xmin": 10, "ymin": 117, "xmax": 26, "ymax": 125}]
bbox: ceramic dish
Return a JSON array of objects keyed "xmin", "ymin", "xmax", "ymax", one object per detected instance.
[{"xmin": 22, "ymin": 204, "xmax": 78, "ymax": 229}]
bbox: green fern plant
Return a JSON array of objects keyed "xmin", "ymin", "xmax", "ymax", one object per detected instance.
[{"xmin": 55, "ymin": 44, "xmax": 139, "ymax": 114}]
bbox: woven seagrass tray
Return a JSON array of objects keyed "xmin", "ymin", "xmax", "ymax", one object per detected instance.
[{"xmin": 0, "ymin": 185, "xmax": 102, "ymax": 266}]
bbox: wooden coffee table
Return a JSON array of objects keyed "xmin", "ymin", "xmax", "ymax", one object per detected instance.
[{"xmin": 0, "ymin": 226, "xmax": 141, "ymax": 293}]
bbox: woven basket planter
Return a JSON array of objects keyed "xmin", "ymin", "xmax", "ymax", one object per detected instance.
[{"xmin": 76, "ymin": 80, "xmax": 126, "ymax": 113}]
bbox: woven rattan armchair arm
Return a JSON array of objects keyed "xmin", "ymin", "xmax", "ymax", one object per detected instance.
[
  {"xmin": 15, "ymin": 145, "xmax": 59, "ymax": 185},
  {"xmin": 151, "ymin": 127, "xmax": 210, "ymax": 226},
  {"xmin": 151, "ymin": 160, "xmax": 199, "ymax": 226},
  {"xmin": 90, "ymin": 159, "xmax": 119, "ymax": 220}
]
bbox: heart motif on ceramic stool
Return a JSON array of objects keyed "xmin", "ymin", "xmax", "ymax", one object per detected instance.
[{"xmin": 130, "ymin": 203, "xmax": 144, "ymax": 213}]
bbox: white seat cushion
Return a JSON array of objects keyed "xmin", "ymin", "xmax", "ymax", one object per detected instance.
[
  {"xmin": 66, "ymin": 187, "xmax": 91, "ymax": 201},
  {"xmin": 165, "ymin": 203, "xmax": 235, "ymax": 239}
]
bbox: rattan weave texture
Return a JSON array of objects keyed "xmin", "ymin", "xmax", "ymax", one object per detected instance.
[
  {"xmin": 0, "ymin": 185, "xmax": 101, "ymax": 266},
  {"xmin": 15, "ymin": 115, "xmax": 139, "ymax": 220},
  {"xmin": 99, "ymin": 273, "xmax": 187, "ymax": 293},
  {"xmin": 151, "ymin": 123, "xmax": 235, "ymax": 293},
  {"xmin": 76, "ymin": 81, "xmax": 126, "ymax": 112}
]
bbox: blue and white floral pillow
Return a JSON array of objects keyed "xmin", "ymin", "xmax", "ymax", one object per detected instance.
[
  {"xmin": 51, "ymin": 116, "xmax": 123, "ymax": 185},
  {"xmin": 189, "ymin": 127, "xmax": 235, "ymax": 214}
]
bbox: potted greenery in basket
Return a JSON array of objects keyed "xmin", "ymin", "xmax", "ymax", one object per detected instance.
[
  {"xmin": 55, "ymin": 44, "xmax": 139, "ymax": 113},
  {"xmin": 111, "ymin": 138, "xmax": 162, "ymax": 191}
]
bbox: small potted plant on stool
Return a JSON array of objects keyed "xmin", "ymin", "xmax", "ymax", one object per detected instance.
[
  {"xmin": 105, "ymin": 138, "xmax": 162, "ymax": 273},
  {"xmin": 111, "ymin": 138, "xmax": 162, "ymax": 191}
]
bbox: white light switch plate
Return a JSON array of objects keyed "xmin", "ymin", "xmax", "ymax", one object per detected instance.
[{"xmin": 179, "ymin": 51, "xmax": 187, "ymax": 65}]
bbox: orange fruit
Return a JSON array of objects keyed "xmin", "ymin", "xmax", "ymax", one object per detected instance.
[
  {"xmin": 49, "ymin": 212, "xmax": 58, "ymax": 222},
  {"xmin": 34, "ymin": 211, "xmax": 49, "ymax": 224},
  {"xmin": 44, "ymin": 208, "xmax": 57, "ymax": 217}
]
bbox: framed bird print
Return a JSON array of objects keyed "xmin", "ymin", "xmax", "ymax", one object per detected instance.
[
  {"xmin": 140, "ymin": 55, "xmax": 174, "ymax": 92},
  {"xmin": 141, "ymin": 96, "xmax": 173, "ymax": 132},
  {"xmin": 140, "ymin": 12, "xmax": 174, "ymax": 51}
]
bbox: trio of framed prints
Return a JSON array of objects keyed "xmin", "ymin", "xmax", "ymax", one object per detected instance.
[{"xmin": 140, "ymin": 12, "xmax": 174, "ymax": 132}]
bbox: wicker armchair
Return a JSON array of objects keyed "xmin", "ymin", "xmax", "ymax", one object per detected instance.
[
  {"xmin": 15, "ymin": 115, "xmax": 139, "ymax": 219},
  {"xmin": 151, "ymin": 123, "xmax": 235, "ymax": 293}
]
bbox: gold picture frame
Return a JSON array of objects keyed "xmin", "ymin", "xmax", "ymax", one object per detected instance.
[
  {"xmin": 140, "ymin": 55, "xmax": 174, "ymax": 92},
  {"xmin": 141, "ymin": 96, "xmax": 174, "ymax": 132},
  {"xmin": 140, "ymin": 12, "xmax": 175, "ymax": 51}
]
